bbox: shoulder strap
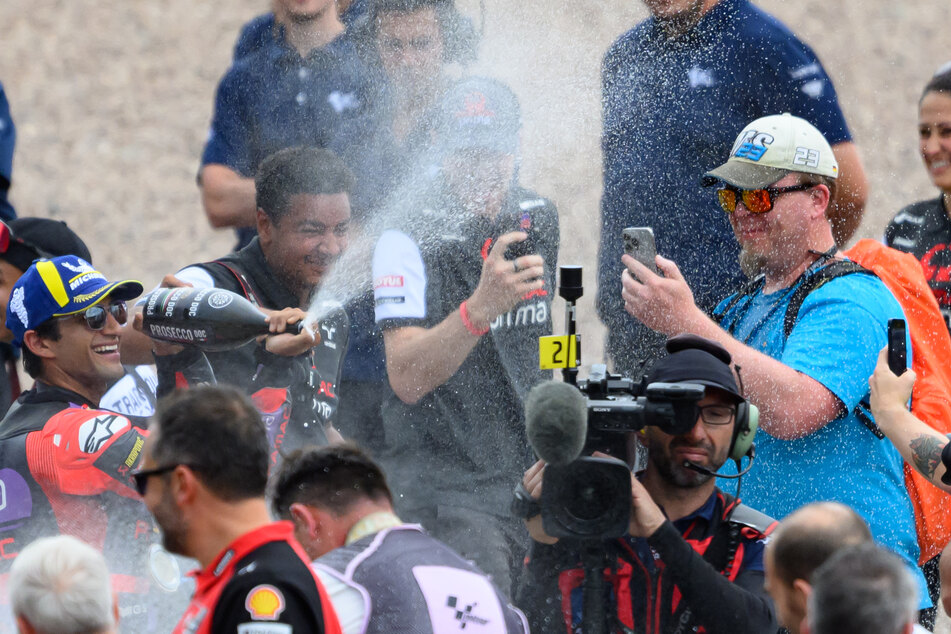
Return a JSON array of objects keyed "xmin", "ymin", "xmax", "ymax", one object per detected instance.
[
  {"xmin": 210, "ymin": 259, "xmax": 263, "ymax": 307},
  {"xmin": 727, "ymin": 503, "xmax": 777, "ymax": 536},
  {"xmin": 783, "ymin": 259, "xmax": 872, "ymax": 339}
]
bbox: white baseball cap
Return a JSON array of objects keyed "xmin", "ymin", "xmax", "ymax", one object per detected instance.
[{"xmin": 703, "ymin": 113, "xmax": 838, "ymax": 189}]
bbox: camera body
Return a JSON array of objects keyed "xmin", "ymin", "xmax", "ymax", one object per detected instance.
[{"xmin": 541, "ymin": 365, "xmax": 706, "ymax": 541}]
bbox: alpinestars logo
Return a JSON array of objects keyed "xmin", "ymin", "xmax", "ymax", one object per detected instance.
[
  {"xmin": 446, "ymin": 596, "xmax": 489, "ymax": 629},
  {"xmin": 77, "ymin": 414, "xmax": 127, "ymax": 453}
]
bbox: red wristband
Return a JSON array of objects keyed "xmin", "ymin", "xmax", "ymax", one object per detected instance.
[{"xmin": 460, "ymin": 300, "xmax": 489, "ymax": 336}]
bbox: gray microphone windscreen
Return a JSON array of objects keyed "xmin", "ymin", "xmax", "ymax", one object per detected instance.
[{"xmin": 524, "ymin": 380, "xmax": 588, "ymax": 466}]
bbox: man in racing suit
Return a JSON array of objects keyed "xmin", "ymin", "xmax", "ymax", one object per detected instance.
[
  {"xmin": 153, "ymin": 146, "xmax": 352, "ymax": 458},
  {"xmin": 0, "ymin": 256, "xmax": 191, "ymax": 632}
]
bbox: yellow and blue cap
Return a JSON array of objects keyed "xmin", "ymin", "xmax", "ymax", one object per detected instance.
[{"xmin": 6, "ymin": 255, "xmax": 143, "ymax": 346}]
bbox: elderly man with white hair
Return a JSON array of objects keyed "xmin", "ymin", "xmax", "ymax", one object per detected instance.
[{"xmin": 8, "ymin": 535, "xmax": 117, "ymax": 634}]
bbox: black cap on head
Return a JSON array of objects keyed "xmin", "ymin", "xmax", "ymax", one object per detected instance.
[
  {"xmin": 646, "ymin": 334, "xmax": 743, "ymax": 402},
  {"xmin": 2, "ymin": 218, "xmax": 91, "ymax": 273}
]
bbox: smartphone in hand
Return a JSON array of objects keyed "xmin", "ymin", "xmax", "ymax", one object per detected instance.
[
  {"xmin": 623, "ymin": 227, "xmax": 659, "ymax": 275},
  {"xmin": 887, "ymin": 318, "xmax": 907, "ymax": 376}
]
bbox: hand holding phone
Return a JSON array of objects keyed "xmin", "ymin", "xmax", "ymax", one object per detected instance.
[
  {"xmin": 622, "ymin": 227, "xmax": 659, "ymax": 275},
  {"xmin": 887, "ymin": 319, "xmax": 907, "ymax": 376}
]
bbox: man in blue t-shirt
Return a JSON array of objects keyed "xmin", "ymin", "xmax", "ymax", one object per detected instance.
[
  {"xmin": 200, "ymin": 0, "xmax": 379, "ymax": 250},
  {"xmin": 620, "ymin": 113, "xmax": 930, "ymax": 608},
  {"xmin": 598, "ymin": 0, "xmax": 867, "ymax": 375}
]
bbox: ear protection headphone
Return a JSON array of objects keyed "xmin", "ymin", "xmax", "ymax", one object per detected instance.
[{"xmin": 731, "ymin": 400, "xmax": 758, "ymax": 462}]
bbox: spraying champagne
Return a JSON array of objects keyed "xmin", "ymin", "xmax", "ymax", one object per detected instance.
[{"xmin": 142, "ymin": 287, "xmax": 311, "ymax": 351}]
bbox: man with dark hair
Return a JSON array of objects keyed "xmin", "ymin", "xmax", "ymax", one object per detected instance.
[
  {"xmin": 272, "ymin": 443, "xmax": 527, "ymax": 633},
  {"xmin": 517, "ymin": 335, "xmax": 777, "ymax": 633},
  {"xmin": 372, "ymin": 76, "xmax": 558, "ymax": 593},
  {"xmin": 333, "ymin": 0, "xmax": 480, "ymax": 454},
  {"xmin": 0, "ymin": 255, "xmax": 180, "ymax": 632},
  {"xmin": 200, "ymin": 0, "xmax": 379, "ymax": 249},
  {"xmin": 808, "ymin": 543, "xmax": 921, "ymax": 634},
  {"xmin": 764, "ymin": 502, "xmax": 873, "ymax": 634},
  {"xmin": 0, "ymin": 218, "xmax": 91, "ymax": 414},
  {"xmin": 137, "ymin": 385, "xmax": 342, "ymax": 634},
  {"xmin": 152, "ymin": 146, "xmax": 352, "ymax": 461}
]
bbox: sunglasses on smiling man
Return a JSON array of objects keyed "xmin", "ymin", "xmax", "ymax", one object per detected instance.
[
  {"xmin": 716, "ymin": 183, "xmax": 814, "ymax": 214},
  {"xmin": 58, "ymin": 301, "xmax": 129, "ymax": 331}
]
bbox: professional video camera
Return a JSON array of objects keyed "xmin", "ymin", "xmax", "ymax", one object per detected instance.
[{"xmin": 522, "ymin": 265, "xmax": 706, "ymax": 542}]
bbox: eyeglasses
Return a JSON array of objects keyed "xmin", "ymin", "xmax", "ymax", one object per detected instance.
[
  {"xmin": 716, "ymin": 184, "xmax": 814, "ymax": 214},
  {"xmin": 132, "ymin": 464, "xmax": 180, "ymax": 496},
  {"xmin": 0, "ymin": 221, "xmax": 55, "ymax": 259},
  {"xmin": 698, "ymin": 404, "xmax": 736, "ymax": 426},
  {"xmin": 132, "ymin": 463, "xmax": 202, "ymax": 496},
  {"xmin": 60, "ymin": 301, "xmax": 128, "ymax": 331}
]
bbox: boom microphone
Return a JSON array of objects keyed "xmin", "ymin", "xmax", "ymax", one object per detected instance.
[
  {"xmin": 525, "ymin": 380, "xmax": 588, "ymax": 466},
  {"xmin": 682, "ymin": 446, "xmax": 756, "ymax": 480}
]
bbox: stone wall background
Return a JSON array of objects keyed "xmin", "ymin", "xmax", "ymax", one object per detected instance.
[{"xmin": 1, "ymin": 0, "xmax": 949, "ymax": 364}]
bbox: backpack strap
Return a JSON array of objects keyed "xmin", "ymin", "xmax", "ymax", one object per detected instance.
[
  {"xmin": 712, "ymin": 275, "xmax": 766, "ymax": 335},
  {"xmin": 782, "ymin": 258, "xmax": 885, "ymax": 438},
  {"xmin": 782, "ymin": 259, "xmax": 873, "ymax": 339}
]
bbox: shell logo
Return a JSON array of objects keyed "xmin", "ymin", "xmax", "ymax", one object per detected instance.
[{"xmin": 245, "ymin": 584, "xmax": 286, "ymax": 621}]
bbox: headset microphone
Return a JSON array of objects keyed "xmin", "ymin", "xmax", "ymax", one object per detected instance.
[{"xmin": 682, "ymin": 445, "xmax": 756, "ymax": 479}]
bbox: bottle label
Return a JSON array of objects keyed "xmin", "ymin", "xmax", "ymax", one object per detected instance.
[{"xmin": 147, "ymin": 324, "xmax": 209, "ymax": 343}]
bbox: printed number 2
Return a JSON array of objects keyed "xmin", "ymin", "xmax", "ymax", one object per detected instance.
[
  {"xmin": 793, "ymin": 147, "xmax": 819, "ymax": 168},
  {"xmin": 551, "ymin": 340, "xmax": 564, "ymax": 366}
]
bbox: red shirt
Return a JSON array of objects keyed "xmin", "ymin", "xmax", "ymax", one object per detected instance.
[{"xmin": 173, "ymin": 521, "xmax": 342, "ymax": 634}]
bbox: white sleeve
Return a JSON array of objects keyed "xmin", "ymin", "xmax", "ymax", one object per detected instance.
[
  {"xmin": 372, "ymin": 229, "xmax": 427, "ymax": 323},
  {"xmin": 314, "ymin": 566, "xmax": 368, "ymax": 634},
  {"xmin": 173, "ymin": 266, "xmax": 216, "ymax": 289}
]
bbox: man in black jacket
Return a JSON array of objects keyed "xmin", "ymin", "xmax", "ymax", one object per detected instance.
[
  {"xmin": 517, "ymin": 335, "xmax": 777, "ymax": 634},
  {"xmin": 371, "ymin": 77, "xmax": 559, "ymax": 595},
  {"xmin": 153, "ymin": 146, "xmax": 352, "ymax": 460}
]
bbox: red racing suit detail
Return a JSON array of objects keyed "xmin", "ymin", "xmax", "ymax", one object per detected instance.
[
  {"xmin": 0, "ymin": 382, "xmax": 163, "ymax": 630},
  {"xmin": 173, "ymin": 521, "xmax": 343, "ymax": 634}
]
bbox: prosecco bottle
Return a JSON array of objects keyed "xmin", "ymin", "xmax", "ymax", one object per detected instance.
[{"xmin": 141, "ymin": 287, "xmax": 305, "ymax": 351}]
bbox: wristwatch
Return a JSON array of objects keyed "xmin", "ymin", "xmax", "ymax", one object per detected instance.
[{"xmin": 511, "ymin": 482, "xmax": 541, "ymax": 520}]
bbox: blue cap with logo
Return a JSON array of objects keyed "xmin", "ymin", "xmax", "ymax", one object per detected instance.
[{"xmin": 6, "ymin": 255, "xmax": 143, "ymax": 346}]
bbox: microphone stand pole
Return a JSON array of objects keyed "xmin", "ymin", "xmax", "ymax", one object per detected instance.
[{"xmin": 558, "ymin": 266, "xmax": 583, "ymax": 387}]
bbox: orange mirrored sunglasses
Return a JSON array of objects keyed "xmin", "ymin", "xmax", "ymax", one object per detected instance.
[{"xmin": 716, "ymin": 184, "xmax": 814, "ymax": 214}]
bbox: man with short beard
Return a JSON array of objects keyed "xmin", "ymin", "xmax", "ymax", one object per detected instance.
[
  {"xmin": 621, "ymin": 113, "xmax": 929, "ymax": 607},
  {"xmin": 517, "ymin": 335, "xmax": 777, "ymax": 633},
  {"xmin": 597, "ymin": 0, "xmax": 867, "ymax": 377},
  {"xmin": 136, "ymin": 385, "xmax": 342, "ymax": 634}
]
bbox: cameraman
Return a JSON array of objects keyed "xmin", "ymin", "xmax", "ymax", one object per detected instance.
[{"xmin": 517, "ymin": 335, "xmax": 778, "ymax": 633}]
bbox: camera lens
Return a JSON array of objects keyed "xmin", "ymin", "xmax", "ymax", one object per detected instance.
[{"xmin": 561, "ymin": 461, "xmax": 626, "ymax": 522}]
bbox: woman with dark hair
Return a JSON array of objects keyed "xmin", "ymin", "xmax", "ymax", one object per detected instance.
[
  {"xmin": 885, "ymin": 65, "xmax": 951, "ymax": 329},
  {"xmin": 882, "ymin": 61, "xmax": 951, "ymax": 632}
]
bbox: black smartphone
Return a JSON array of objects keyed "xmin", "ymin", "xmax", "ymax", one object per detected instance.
[
  {"xmin": 887, "ymin": 318, "xmax": 907, "ymax": 376},
  {"xmin": 622, "ymin": 227, "xmax": 659, "ymax": 274}
]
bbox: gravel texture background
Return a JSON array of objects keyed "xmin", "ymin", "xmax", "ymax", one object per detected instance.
[
  {"xmin": 2, "ymin": 3, "xmax": 950, "ymax": 626},
  {"xmin": 1, "ymin": 0, "xmax": 949, "ymax": 362}
]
